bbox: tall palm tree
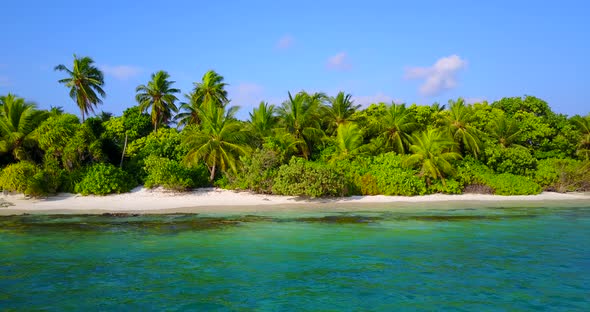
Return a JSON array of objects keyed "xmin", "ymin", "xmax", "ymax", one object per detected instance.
[
  {"xmin": 489, "ymin": 114, "xmax": 523, "ymax": 148},
  {"xmin": 333, "ymin": 122, "xmax": 365, "ymax": 160},
  {"xmin": 378, "ymin": 102, "xmax": 417, "ymax": 154},
  {"xmin": 323, "ymin": 91, "xmax": 360, "ymax": 133},
  {"xmin": 55, "ymin": 54, "xmax": 105, "ymax": 122},
  {"xmin": 248, "ymin": 101, "xmax": 277, "ymax": 138},
  {"xmin": 405, "ymin": 129, "xmax": 462, "ymax": 185},
  {"xmin": 135, "ymin": 71, "xmax": 180, "ymax": 132},
  {"xmin": 277, "ymin": 91, "xmax": 325, "ymax": 159},
  {"xmin": 0, "ymin": 94, "xmax": 48, "ymax": 160},
  {"xmin": 443, "ymin": 98, "xmax": 482, "ymax": 158},
  {"xmin": 183, "ymin": 103, "xmax": 251, "ymax": 182},
  {"xmin": 175, "ymin": 94, "xmax": 202, "ymax": 128},
  {"xmin": 266, "ymin": 129, "xmax": 304, "ymax": 162},
  {"xmin": 49, "ymin": 106, "xmax": 64, "ymax": 116},
  {"xmin": 571, "ymin": 114, "xmax": 590, "ymax": 160},
  {"xmin": 191, "ymin": 70, "xmax": 229, "ymax": 108}
]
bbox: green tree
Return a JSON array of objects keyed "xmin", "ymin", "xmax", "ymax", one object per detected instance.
[
  {"xmin": 333, "ymin": 122, "xmax": 365, "ymax": 160},
  {"xmin": 492, "ymin": 95, "xmax": 552, "ymax": 117},
  {"xmin": 55, "ymin": 55, "xmax": 105, "ymax": 122},
  {"xmin": 264, "ymin": 129, "xmax": 304, "ymax": 162},
  {"xmin": 406, "ymin": 129, "xmax": 462, "ymax": 185},
  {"xmin": 277, "ymin": 91, "xmax": 326, "ymax": 159},
  {"xmin": 571, "ymin": 114, "xmax": 590, "ymax": 160},
  {"xmin": 175, "ymin": 94, "xmax": 201, "ymax": 128},
  {"xmin": 248, "ymin": 101, "xmax": 277, "ymax": 138},
  {"xmin": 0, "ymin": 94, "xmax": 48, "ymax": 160},
  {"xmin": 323, "ymin": 91, "xmax": 360, "ymax": 133},
  {"xmin": 443, "ymin": 98, "xmax": 482, "ymax": 158},
  {"xmin": 378, "ymin": 102, "xmax": 417, "ymax": 154},
  {"xmin": 191, "ymin": 70, "xmax": 229, "ymax": 108},
  {"xmin": 183, "ymin": 104, "xmax": 251, "ymax": 182},
  {"xmin": 135, "ymin": 70, "xmax": 180, "ymax": 132},
  {"xmin": 488, "ymin": 114, "xmax": 522, "ymax": 148}
]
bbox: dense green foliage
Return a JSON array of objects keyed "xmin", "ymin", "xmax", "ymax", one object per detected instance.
[
  {"xmin": 272, "ymin": 158, "xmax": 347, "ymax": 197},
  {"xmin": 0, "ymin": 161, "xmax": 41, "ymax": 195},
  {"xmin": 2, "ymin": 62, "xmax": 589, "ymax": 197},
  {"xmin": 349, "ymin": 154, "xmax": 428, "ymax": 196},
  {"xmin": 143, "ymin": 155, "xmax": 209, "ymax": 191},
  {"xmin": 534, "ymin": 158, "xmax": 590, "ymax": 192},
  {"xmin": 74, "ymin": 163, "xmax": 134, "ymax": 195},
  {"xmin": 229, "ymin": 147, "xmax": 283, "ymax": 193},
  {"xmin": 456, "ymin": 159, "xmax": 542, "ymax": 195}
]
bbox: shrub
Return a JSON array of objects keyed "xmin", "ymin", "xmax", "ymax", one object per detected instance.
[
  {"xmin": 427, "ymin": 179, "xmax": 463, "ymax": 195},
  {"xmin": 535, "ymin": 158, "xmax": 590, "ymax": 192},
  {"xmin": 75, "ymin": 163, "xmax": 135, "ymax": 195},
  {"xmin": 59, "ymin": 168, "xmax": 87, "ymax": 193},
  {"xmin": 230, "ymin": 148, "xmax": 282, "ymax": 193},
  {"xmin": 484, "ymin": 173, "xmax": 541, "ymax": 195},
  {"xmin": 359, "ymin": 173, "xmax": 379, "ymax": 195},
  {"xmin": 124, "ymin": 128, "xmax": 189, "ymax": 183},
  {"xmin": 457, "ymin": 158, "xmax": 542, "ymax": 195},
  {"xmin": 272, "ymin": 158, "xmax": 348, "ymax": 197},
  {"xmin": 143, "ymin": 155, "xmax": 209, "ymax": 191},
  {"xmin": 485, "ymin": 146, "xmax": 537, "ymax": 175},
  {"xmin": 0, "ymin": 162, "xmax": 40, "ymax": 195},
  {"xmin": 348, "ymin": 153, "xmax": 428, "ymax": 196}
]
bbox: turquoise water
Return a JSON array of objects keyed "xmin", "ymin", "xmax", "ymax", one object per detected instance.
[{"xmin": 1, "ymin": 206, "xmax": 589, "ymax": 311}]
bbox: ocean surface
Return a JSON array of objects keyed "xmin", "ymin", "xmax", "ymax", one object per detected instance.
[{"xmin": 1, "ymin": 206, "xmax": 589, "ymax": 311}]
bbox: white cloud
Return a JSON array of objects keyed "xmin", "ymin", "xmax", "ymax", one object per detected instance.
[
  {"xmin": 276, "ymin": 35, "xmax": 294, "ymax": 49},
  {"xmin": 100, "ymin": 65, "xmax": 142, "ymax": 80},
  {"xmin": 327, "ymin": 52, "xmax": 352, "ymax": 71},
  {"xmin": 352, "ymin": 93, "xmax": 403, "ymax": 108},
  {"xmin": 404, "ymin": 55, "xmax": 467, "ymax": 96}
]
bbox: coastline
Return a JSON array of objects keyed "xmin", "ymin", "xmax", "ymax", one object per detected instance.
[{"xmin": 1, "ymin": 187, "xmax": 589, "ymax": 216}]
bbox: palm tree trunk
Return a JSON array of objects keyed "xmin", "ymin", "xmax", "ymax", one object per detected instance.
[
  {"xmin": 119, "ymin": 132, "xmax": 128, "ymax": 168},
  {"xmin": 209, "ymin": 163, "xmax": 216, "ymax": 182}
]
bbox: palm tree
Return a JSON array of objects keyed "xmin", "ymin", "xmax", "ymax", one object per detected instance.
[
  {"xmin": 49, "ymin": 106, "xmax": 64, "ymax": 116},
  {"xmin": 443, "ymin": 98, "xmax": 482, "ymax": 158},
  {"xmin": 0, "ymin": 94, "xmax": 48, "ymax": 160},
  {"xmin": 248, "ymin": 101, "xmax": 277, "ymax": 138},
  {"xmin": 571, "ymin": 114, "xmax": 590, "ymax": 160},
  {"xmin": 277, "ymin": 91, "xmax": 325, "ymax": 158},
  {"xmin": 55, "ymin": 55, "xmax": 105, "ymax": 122},
  {"xmin": 405, "ymin": 129, "xmax": 462, "ymax": 185},
  {"xmin": 98, "ymin": 111, "xmax": 113, "ymax": 122},
  {"xmin": 323, "ymin": 91, "xmax": 360, "ymax": 133},
  {"xmin": 183, "ymin": 103, "xmax": 251, "ymax": 182},
  {"xmin": 333, "ymin": 122, "xmax": 365, "ymax": 160},
  {"xmin": 191, "ymin": 70, "xmax": 229, "ymax": 108},
  {"xmin": 489, "ymin": 114, "xmax": 523, "ymax": 148},
  {"xmin": 378, "ymin": 102, "xmax": 417, "ymax": 154},
  {"xmin": 266, "ymin": 129, "xmax": 304, "ymax": 162},
  {"xmin": 135, "ymin": 71, "xmax": 180, "ymax": 132},
  {"xmin": 175, "ymin": 94, "xmax": 202, "ymax": 128}
]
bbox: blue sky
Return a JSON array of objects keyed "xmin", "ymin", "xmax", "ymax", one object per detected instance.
[{"xmin": 0, "ymin": 0, "xmax": 588, "ymax": 119}]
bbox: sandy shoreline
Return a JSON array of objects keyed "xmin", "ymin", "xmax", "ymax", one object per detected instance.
[{"xmin": 1, "ymin": 187, "xmax": 589, "ymax": 215}]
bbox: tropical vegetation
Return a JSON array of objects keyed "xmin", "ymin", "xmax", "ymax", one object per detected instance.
[{"xmin": 1, "ymin": 55, "xmax": 589, "ymax": 197}]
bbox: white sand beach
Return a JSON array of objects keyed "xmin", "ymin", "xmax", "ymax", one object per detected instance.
[{"xmin": 1, "ymin": 187, "xmax": 589, "ymax": 215}]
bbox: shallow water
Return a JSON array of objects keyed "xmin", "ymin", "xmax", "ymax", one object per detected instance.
[{"xmin": 1, "ymin": 206, "xmax": 589, "ymax": 311}]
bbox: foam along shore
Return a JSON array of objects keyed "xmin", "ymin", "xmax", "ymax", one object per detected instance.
[{"xmin": 1, "ymin": 187, "xmax": 589, "ymax": 215}]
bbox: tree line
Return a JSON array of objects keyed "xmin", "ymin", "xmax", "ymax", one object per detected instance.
[{"xmin": 0, "ymin": 55, "xmax": 589, "ymax": 197}]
